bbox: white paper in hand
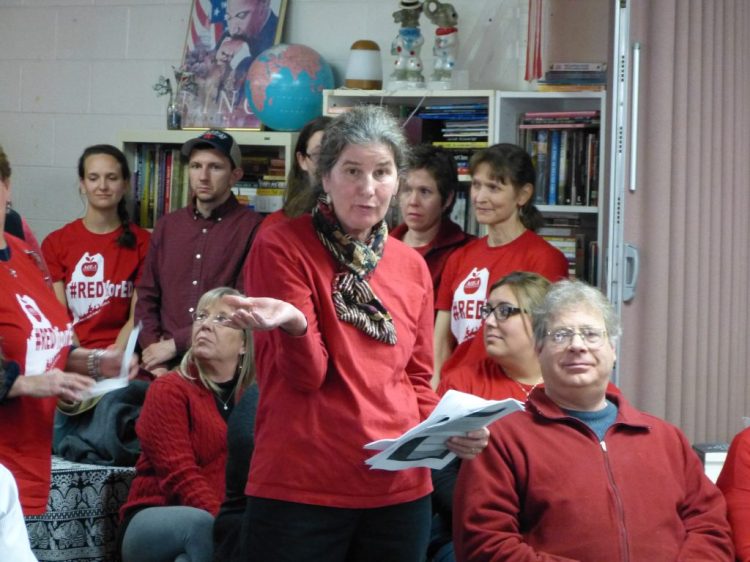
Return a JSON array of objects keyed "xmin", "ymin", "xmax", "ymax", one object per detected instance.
[
  {"xmin": 81, "ymin": 323, "xmax": 140, "ymax": 399},
  {"xmin": 364, "ymin": 390, "xmax": 524, "ymax": 471}
]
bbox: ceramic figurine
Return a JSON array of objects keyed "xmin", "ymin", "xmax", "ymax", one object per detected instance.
[
  {"xmin": 424, "ymin": 0, "xmax": 459, "ymax": 84},
  {"xmin": 389, "ymin": 0, "xmax": 425, "ymax": 87}
]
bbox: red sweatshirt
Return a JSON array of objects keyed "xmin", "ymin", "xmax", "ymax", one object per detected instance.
[
  {"xmin": 391, "ymin": 218, "xmax": 474, "ymax": 301},
  {"xmin": 454, "ymin": 389, "xmax": 734, "ymax": 562},
  {"xmin": 243, "ymin": 215, "xmax": 439, "ymax": 508},
  {"xmin": 717, "ymin": 427, "xmax": 750, "ymax": 560}
]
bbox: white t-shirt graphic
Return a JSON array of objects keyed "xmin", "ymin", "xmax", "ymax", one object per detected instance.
[
  {"xmin": 65, "ymin": 252, "xmax": 111, "ymax": 323},
  {"xmin": 450, "ymin": 267, "xmax": 490, "ymax": 344},
  {"xmin": 17, "ymin": 294, "xmax": 72, "ymax": 375}
]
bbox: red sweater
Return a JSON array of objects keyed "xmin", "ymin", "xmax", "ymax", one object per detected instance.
[
  {"xmin": 256, "ymin": 209, "xmax": 291, "ymax": 234},
  {"xmin": 391, "ymin": 218, "xmax": 474, "ymax": 301},
  {"xmin": 243, "ymin": 215, "xmax": 439, "ymax": 508},
  {"xmin": 717, "ymin": 427, "xmax": 750, "ymax": 560},
  {"xmin": 454, "ymin": 389, "xmax": 734, "ymax": 562},
  {"xmin": 120, "ymin": 371, "xmax": 228, "ymax": 520},
  {"xmin": 0, "ymin": 235, "xmax": 74, "ymax": 514}
]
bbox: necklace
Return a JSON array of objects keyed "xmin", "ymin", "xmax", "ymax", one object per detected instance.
[
  {"xmin": 512, "ymin": 378, "xmax": 541, "ymax": 399},
  {"xmin": 215, "ymin": 379, "xmax": 239, "ymax": 411}
]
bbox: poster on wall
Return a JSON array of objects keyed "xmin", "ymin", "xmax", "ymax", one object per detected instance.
[{"xmin": 179, "ymin": 0, "xmax": 287, "ymax": 129}]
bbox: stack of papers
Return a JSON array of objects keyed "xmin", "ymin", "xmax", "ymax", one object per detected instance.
[{"xmin": 364, "ymin": 390, "xmax": 523, "ymax": 471}]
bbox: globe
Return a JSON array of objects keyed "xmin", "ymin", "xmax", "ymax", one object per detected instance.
[{"xmin": 246, "ymin": 44, "xmax": 335, "ymax": 132}]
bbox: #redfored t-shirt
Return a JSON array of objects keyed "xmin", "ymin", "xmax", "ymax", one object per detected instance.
[
  {"xmin": 436, "ymin": 230, "xmax": 569, "ymax": 345},
  {"xmin": 0, "ymin": 235, "xmax": 74, "ymax": 514},
  {"xmin": 42, "ymin": 219, "xmax": 150, "ymax": 348}
]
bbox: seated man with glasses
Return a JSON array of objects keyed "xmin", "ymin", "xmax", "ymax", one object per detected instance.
[{"xmin": 453, "ymin": 279, "xmax": 734, "ymax": 562}]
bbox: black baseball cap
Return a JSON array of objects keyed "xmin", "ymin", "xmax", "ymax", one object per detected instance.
[{"xmin": 181, "ymin": 129, "xmax": 242, "ymax": 169}]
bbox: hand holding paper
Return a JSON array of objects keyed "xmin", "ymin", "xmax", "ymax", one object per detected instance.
[
  {"xmin": 82, "ymin": 323, "xmax": 141, "ymax": 399},
  {"xmin": 364, "ymin": 390, "xmax": 524, "ymax": 471}
]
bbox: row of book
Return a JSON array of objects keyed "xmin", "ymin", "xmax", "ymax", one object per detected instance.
[
  {"xmin": 537, "ymin": 61, "xmax": 607, "ymax": 92},
  {"xmin": 233, "ymin": 175, "xmax": 287, "ymax": 214},
  {"xmin": 418, "ymin": 102, "xmax": 489, "ymax": 153},
  {"xmin": 132, "ymin": 145, "xmax": 190, "ymax": 229},
  {"xmin": 517, "ymin": 111, "xmax": 601, "ymax": 207},
  {"xmin": 130, "ymin": 144, "xmax": 287, "ymax": 227}
]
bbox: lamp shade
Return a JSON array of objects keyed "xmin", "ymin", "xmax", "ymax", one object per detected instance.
[{"xmin": 345, "ymin": 40, "xmax": 383, "ymax": 89}]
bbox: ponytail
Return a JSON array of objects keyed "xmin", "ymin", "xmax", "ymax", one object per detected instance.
[
  {"xmin": 116, "ymin": 198, "xmax": 136, "ymax": 248},
  {"xmin": 519, "ymin": 202, "xmax": 545, "ymax": 232}
]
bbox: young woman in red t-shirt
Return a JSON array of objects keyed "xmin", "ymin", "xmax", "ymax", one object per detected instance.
[{"xmin": 42, "ymin": 145, "xmax": 150, "ymax": 351}]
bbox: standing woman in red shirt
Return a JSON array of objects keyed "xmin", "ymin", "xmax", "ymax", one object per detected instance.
[
  {"xmin": 0, "ymin": 144, "xmax": 135, "ymax": 515},
  {"xmin": 233, "ymin": 105, "xmax": 488, "ymax": 562},
  {"xmin": 432, "ymin": 144, "xmax": 569, "ymax": 388},
  {"xmin": 42, "ymin": 144, "xmax": 150, "ymax": 352},
  {"xmin": 391, "ymin": 144, "xmax": 474, "ymax": 301}
]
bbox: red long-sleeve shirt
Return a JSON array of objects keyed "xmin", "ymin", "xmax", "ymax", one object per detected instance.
[{"xmin": 244, "ymin": 215, "xmax": 439, "ymax": 508}]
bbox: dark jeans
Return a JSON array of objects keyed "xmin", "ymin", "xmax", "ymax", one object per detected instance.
[{"xmin": 240, "ymin": 495, "xmax": 432, "ymax": 562}]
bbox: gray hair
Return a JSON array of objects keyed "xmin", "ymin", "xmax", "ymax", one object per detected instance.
[
  {"xmin": 312, "ymin": 105, "xmax": 410, "ymax": 197},
  {"xmin": 532, "ymin": 279, "xmax": 621, "ymax": 345},
  {"xmin": 178, "ymin": 286, "xmax": 254, "ymax": 393}
]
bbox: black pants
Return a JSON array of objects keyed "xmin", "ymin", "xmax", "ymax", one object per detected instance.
[{"xmin": 240, "ymin": 495, "xmax": 432, "ymax": 562}]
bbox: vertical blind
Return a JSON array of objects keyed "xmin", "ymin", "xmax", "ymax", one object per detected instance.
[{"xmin": 620, "ymin": 0, "xmax": 750, "ymax": 443}]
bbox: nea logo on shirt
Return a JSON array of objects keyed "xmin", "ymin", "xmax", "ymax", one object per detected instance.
[
  {"xmin": 464, "ymin": 271, "xmax": 482, "ymax": 294},
  {"xmin": 80, "ymin": 255, "xmax": 99, "ymax": 277}
]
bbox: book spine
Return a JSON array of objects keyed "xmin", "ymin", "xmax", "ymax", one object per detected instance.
[
  {"xmin": 134, "ymin": 144, "xmax": 144, "ymax": 226},
  {"xmin": 537, "ymin": 84, "xmax": 605, "ymax": 92},
  {"xmin": 163, "ymin": 150, "xmax": 172, "ymax": 214},
  {"xmin": 518, "ymin": 123, "xmax": 593, "ymax": 130},
  {"xmin": 548, "ymin": 130, "xmax": 560, "ymax": 205},
  {"xmin": 523, "ymin": 110, "xmax": 599, "ymax": 119},
  {"xmin": 558, "ymin": 130, "xmax": 569, "ymax": 205},
  {"xmin": 585, "ymin": 133, "xmax": 596, "ymax": 205},
  {"xmin": 432, "ymin": 141, "xmax": 489, "ymax": 149},
  {"xmin": 532, "ymin": 130, "xmax": 548, "ymax": 205},
  {"xmin": 142, "ymin": 148, "xmax": 155, "ymax": 229},
  {"xmin": 549, "ymin": 62, "xmax": 607, "ymax": 71}
]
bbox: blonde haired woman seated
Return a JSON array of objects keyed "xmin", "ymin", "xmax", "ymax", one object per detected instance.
[
  {"xmin": 118, "ymin": 286, "xmax": 304, "ymax": 562},
  {"xmin": 438, "ymin": 271, "xmax": 550, "ymax": 400}
]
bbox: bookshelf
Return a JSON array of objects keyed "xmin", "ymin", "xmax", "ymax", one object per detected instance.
[
  {"xmin": 322, "ymin": 89, "xmax": 496, "ymax": 233},
  {"xmin": 118, "ymin": 130, "xmax": 298, "ymax": 228},
  {"xmin": 494, "ymin": 91, "xmax": 607, "ymax": 285}
]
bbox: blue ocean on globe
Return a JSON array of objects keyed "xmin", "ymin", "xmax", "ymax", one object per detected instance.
[{"xmin": 246, "ymin": 44, "xmax": 335, "ymax": 132}]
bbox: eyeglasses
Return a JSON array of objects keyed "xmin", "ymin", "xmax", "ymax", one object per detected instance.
[
  {"xmin": 479, "ymin": 303, "xmax": 525, "ymax": 322},
  {"xmin": 545, "ymin": 327, "xmax": 607, "ymax": 348},
  {"xmin": 304, "ymin": 150, "xmax": 320, "ymax": 161},
  {"xmin": 191, "ymin": 311, "xmax": 234, "ymax": 327}
]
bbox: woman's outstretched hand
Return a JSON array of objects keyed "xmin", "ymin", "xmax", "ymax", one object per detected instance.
[{"xmin": 222, "ymin": 295, "xmax": 307, "ymax": 336}]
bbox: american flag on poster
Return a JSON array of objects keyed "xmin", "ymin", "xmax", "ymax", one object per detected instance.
[{"xmin": 188, "ymin": 0, "xmax": 227, "ymax": 52}]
